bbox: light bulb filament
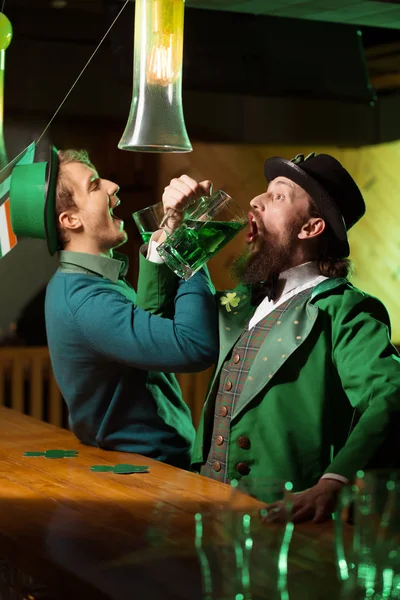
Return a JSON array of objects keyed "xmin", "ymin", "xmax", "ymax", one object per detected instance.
[{"xmin": 148, "ymin": 33, "xmax": 176, "ymax": 86}]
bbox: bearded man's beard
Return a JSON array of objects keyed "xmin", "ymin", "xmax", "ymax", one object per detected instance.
[{"xmin": 231, "ymin": 219, "xmax": 302, "ymax": 286}]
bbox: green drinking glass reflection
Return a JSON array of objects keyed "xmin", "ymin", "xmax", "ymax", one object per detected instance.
[
  {"xmin": 334, "ymin": 470, "xmax": 400, "ymax": 600},
  {"xmin": 157, "ymin": 190, "xmax": 246, "ymax": 280},
  {"xmin": 194, "ymin": 479, "xmax": 294, "ymax": 600},
  {"xmin": 230, "ymin": 478, "xmax": 294, "ymax": 600},
  {"xmin": 140, "ymin": 231, "xmax": 153, "ymax": 244}
]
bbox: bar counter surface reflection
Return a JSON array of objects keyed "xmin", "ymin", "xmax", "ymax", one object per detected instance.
[{"xmin": 0, "ymin": 407, "xmax": 350, "ymax": 600}]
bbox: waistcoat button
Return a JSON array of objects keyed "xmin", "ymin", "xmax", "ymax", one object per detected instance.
[
  {"xmin": 232, "ymin": 354, "xmax": 240, "ymax": 364},
  {"xmin": 236, "ymin": 462, "xmax": 250, "ymax": 476},
  {"xmin": 237, "ymin": 436, "xmax": 251, "ymax": 450},
  {"xmin": 225, "ymin": 381, "xmax": 232, "ymax": 391},
  {"xmin": 212, "ymin": 460, "xmax": 222, "ymax": 472},
  {"xmin": 216, "ymin": 435, "xmax": 224, "ymax": 446},
  {"xmin": 219, "ymin": 406, "xmax": 228, "ymax": 417}
]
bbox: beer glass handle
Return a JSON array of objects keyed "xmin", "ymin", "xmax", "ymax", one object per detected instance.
[
  {"xmin": 158, "ymin": 184, "xmax": 213, "ymax": 229},
  {"xmin": 159, "ymin": 208, "xmax": 174, "ymax": 229}
]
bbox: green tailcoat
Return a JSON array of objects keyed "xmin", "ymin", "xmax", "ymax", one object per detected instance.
[
  {"xmin": 192, "ymin": 278, "xmax": 400, "ymax": 490},
  {"xmin": 138, "ymin": 259, "xmax": 400, "ymax": 492}
]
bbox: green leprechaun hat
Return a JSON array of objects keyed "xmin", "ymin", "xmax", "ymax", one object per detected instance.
[{"xmin": 10, "ymin": 145, "xmax": 59, "ymax": 255}]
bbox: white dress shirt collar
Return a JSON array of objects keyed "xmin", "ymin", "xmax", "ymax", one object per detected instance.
[
  {"xmin": 248, "ymin": 261, "xmax": 327, "ymax": 330},
  {"xmin": 275, "ymin": 261, "xmax": 323, "ymax": 300}
]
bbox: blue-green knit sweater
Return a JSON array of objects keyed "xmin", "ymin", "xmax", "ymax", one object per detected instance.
[{"xmin": 45, "ymin": 255, "xmax": 218, "ymax": 469}]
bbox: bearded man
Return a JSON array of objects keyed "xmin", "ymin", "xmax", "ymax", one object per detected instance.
[{"xmin": 150, "ymin": 152, "xmax": 400, "ymax": 522}]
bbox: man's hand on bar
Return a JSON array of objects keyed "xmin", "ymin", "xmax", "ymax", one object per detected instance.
[
  {"xmin": 266, "ymin": 478, "xmax": 344, "ymax": 524},
  {"xmin": 291, "ymin": 478, "xmax": 344, "ymax": 523}
]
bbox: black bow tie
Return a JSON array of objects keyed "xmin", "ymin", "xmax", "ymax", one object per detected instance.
[{"xmin": 251, "ymin": 274, "xmax": 280, "ymax": 306}]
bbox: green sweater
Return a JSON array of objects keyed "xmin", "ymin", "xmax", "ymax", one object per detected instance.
[{"xmin": 45, "ymin": 250, "xmax": 218, "ymax": 469}]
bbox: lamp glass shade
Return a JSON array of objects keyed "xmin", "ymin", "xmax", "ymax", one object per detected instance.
[{"xmin": 118, "ymin": 0, "xmax": 192, "ymax": 153}]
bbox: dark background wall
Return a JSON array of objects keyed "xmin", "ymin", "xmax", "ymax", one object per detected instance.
[
  {"xmin": 4, "ymin": 3, "xmax": 399, "ymax": 151},
  {"xmin": 1, "ymin": 1, "xmax": 400, "ymax": 336}
]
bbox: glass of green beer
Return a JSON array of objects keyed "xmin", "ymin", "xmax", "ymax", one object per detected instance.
[
  {"xmin": 132, "ymin": 201, "xmax": 166, "ymax": 244},
  {"xmin": 156, "ymin": 190, "xmax": 246, "ymax": 280}
]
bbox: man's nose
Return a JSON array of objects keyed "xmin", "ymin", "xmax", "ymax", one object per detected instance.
[
  {"xmin": 109, "ymin": 183, "xmax": 120, "ymax": 202},
  {"xmin": 250, "ymin": 195, "xmax": 263, "ymax": 210}
]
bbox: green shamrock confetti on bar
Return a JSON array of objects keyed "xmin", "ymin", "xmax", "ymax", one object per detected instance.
[
  {"xmin": 45, "ymin": 449, "xmax": 78, "ymax": 458},
  {"xmin": 23, "ymin": 449, "xmax": 78, "ymax": 458},
  {"xmin": 24, "ymin": 452, "xmax": 45, "ymax": 457},
  {"xmin": 90, "ymin": 463, "xmax": 150, "ymax": 474},
  {"xmin": 90, "ymin": 465, "xmax": 113, "ymax": 472},
  {"xmin": 114, "ymin": 464, "xmax": 149, "ymax": 474}
]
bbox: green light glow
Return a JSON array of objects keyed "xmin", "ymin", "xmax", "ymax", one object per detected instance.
[
  {"xmin": 0, "ymin": 14, "xmax": 12, "ymax": 51},
  {"xmin": 194, "ymin": 513, "xmax": 213, "ymax": 599},
  {"xmin": 335, "ymin": 473, "xmax": 400, "ymax": 599},
  {"xmin": 382, "ymin": 567, "xmax": 394, "ymax": 598},
  {"xmin": 0, "ymin": 12, "xmax": 12, "ymax": 169},
  {"xmin": 277, "ymin": 522, "xmax": 294, "ymax": 600}
]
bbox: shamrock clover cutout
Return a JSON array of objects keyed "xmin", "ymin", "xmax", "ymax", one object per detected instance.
[
  {"xmin": 90, "ymin": 464, "xmax": 150, "ymax": 474},
  {"xmin": 220, "ymin": 292, "xmax": 240, "ymax": 313},
  {"xmin": 23, "ymin": 449, "xmax": 78, "ymax": 459}
]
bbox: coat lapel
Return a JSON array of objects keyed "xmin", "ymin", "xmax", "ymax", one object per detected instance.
[
  {"xmin": 205, "ymin": 277, "xmax": 347, "ymax": 423},
  {"xmin": 215, "ymin": 287, "xmax": 255, "ymax": 371},
  {"xmin": 231, "ymin": 277, "xmax": 348, "ymax": 420},
  {"xmin": 232, "ymin": 296, "xmax": 319, "ymax": 419},
  {"xmin": 202, "ymin": 287, "xmax": 254, "ymax": 418}
]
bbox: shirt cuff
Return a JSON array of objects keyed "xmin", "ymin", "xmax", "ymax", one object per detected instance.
[
  {"xmin": 320, "ymin": 473, "xmax": 349, "ymax": 485},
  {"xmin": 146, "ymin": 238, "xmax": 164, "ymax": 264}
]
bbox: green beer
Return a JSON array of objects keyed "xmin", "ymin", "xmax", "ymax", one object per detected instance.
[
  {"xmin": 157, "ymin": 219, "xmax": 244, "ymax": 280},
  {"xmin": 140, "ymin": 231, "xmax": 153, "ymax": 244}
]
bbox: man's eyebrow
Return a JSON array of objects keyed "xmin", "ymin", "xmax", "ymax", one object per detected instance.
[
  {"xmin": 268, "ymin": 179, "xmax": 294, "ymax": 193},
  {"xmin": 274, "ymin": 179, "xmax": 294, "ymax": 189}
]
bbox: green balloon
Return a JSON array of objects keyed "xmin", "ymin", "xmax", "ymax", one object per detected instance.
[{"xmin": 0, "ymin": 13, "xmax": 12, "ymax": 51}]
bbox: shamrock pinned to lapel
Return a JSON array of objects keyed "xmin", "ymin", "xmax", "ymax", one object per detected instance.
[{"xmin": 220, "ymin": 292, "xmax": 240, "ymax": 312}]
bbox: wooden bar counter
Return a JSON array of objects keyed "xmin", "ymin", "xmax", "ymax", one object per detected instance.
[{"xmin": 0, "ymin": 407, "xmax": 343, "ymax": 599}]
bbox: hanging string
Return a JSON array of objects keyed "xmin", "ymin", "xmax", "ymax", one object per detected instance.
[
  {"xmin": 1, "ymin": 1, "xmax": 5, "ymax": 14},
  {"xmin": 36, "ymin": 0, "xmax": 131, "ymax": 145}
]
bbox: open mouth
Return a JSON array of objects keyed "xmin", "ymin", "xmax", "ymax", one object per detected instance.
[
  {"xmin": 247, "ymin": 212, "xmax": 259, "ymax": 243},
  {"xmin": 109, "ymin": 198, "xmax": 123, "ymax": 225}
]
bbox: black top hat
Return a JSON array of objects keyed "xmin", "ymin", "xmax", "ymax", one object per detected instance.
[{"xmin": 264, "ymin": 152, "xmax": 366, "ymax": 257}]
